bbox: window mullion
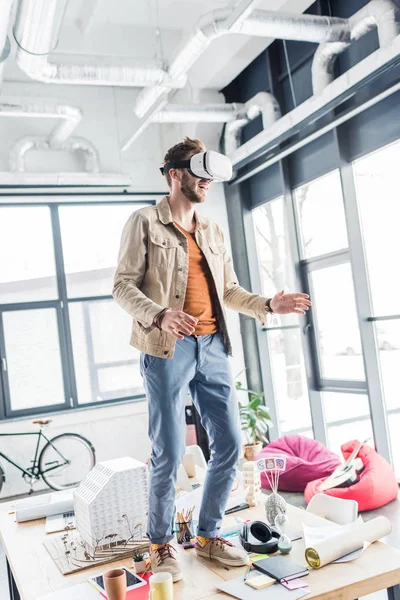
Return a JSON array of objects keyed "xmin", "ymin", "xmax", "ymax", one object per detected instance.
[
  {"xmin": 0, "ymin": 312, "xmax": 8, "ymax": 420},
  {"xmin": 334, "ymin": 128, "xmax": 392, "ymax": 463},
  {"xmin": 50, "ymin": 205, "xmax": 78, "ymax": 408},
  {"xmin": 281, "ymin": 160, "xmax": 327, "ymax": 445}
]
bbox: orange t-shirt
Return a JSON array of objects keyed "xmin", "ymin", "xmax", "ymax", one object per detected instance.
[{"xmin": 175, "ymin": 222, "xmax": 218, "ymax": 336}]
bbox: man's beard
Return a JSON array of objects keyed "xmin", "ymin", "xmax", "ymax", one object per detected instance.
[{"xmin": 181, "ymin": 172, "xmax": 202, "ymax": 203}]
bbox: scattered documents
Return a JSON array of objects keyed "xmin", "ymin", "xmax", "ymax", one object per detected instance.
[{"xmin": 302, "ymin": 516, "xmax": 368, "ymax": 563}]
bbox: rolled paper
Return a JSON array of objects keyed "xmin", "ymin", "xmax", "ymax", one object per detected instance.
[{"xmin": 305, "ymin": 516, "xmax": 392, "ymax": 568}]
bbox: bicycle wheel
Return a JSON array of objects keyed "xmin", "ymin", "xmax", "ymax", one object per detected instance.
[{"xmin": 39, "ymin": 433, "xmax": 96, "ymax": 491}]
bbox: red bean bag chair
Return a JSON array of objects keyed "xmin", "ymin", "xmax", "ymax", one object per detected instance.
[
  {"xmin": 304, "ymin": 440, "xmax": 399, "ymax": 511},
  {"xmin": 255, "ymin": 434, "xmax": 341, "ymax": 492}
]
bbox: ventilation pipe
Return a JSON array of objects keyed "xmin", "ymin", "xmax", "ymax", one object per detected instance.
[
  {"xmin": 224, "ymin": 92, "xmax": 281, "ymax": 155},
  {"xmin": 9, "ymin": 135, "xmax": 100, "ymax": 173},
  {"xmin": 126, "ymin": 92, "xmax": 280, "ymax": 152},
  {"xmin": 0, "ymin": 98, "xmax": 82, "ymax": 147},
  {"xmin": 0, "ymin": 0, "xmax": 14, "ymax": 89},
  {"xmin": 124, "ymin": 3, "xmax": 351, "ymax": 150},
  {"xmin": 151, "ymin": 103, "xmax": 243, "ymax": 123},
  {"xmin": 230, "ymin": 33, "xmax": 400, "ymax": 172},
  {"xmin": 4, "ymin": 135, "xmax": 131, "ymax": 186},
  {"xmin": 132, "ymin": 8, "xmax": 351, "ymax": 121},
  {"xmin": 238, "ymin": 10, "xmax": 350, "ymax": 43},
  {"xmin": 312, "ymin": 0, "xmax": 400, "ymax": 93},
  {"xmin": 13, "ymin": 0, "xmax": 186, "ymax": 90}
]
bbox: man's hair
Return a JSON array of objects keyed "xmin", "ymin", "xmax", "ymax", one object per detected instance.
[{"xmin": 162, "ymin": 136, "xmax": 206, "ymax": 187}]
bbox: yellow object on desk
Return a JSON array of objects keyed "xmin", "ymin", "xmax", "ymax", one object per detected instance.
[{"xmin": 245, "ymin": 573, "xmax": 276, "ymax": 589}]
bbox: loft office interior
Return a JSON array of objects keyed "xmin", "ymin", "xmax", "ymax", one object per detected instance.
[{"xmin": 0, "ymin": 1, "xmax": 399, "ymax": 599}]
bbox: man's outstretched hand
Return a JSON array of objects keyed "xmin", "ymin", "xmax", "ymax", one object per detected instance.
[{"xmin": 270, "ymin": 290, "xmax": 311, "ymax": 315}]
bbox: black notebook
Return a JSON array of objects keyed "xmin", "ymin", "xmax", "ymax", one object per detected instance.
[{"xmin": 253, "ymin": 556, "xmax": 309, "ymax": 582}]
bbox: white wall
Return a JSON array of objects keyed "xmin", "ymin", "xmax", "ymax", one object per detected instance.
[
  {"xmin": 0, "ymin": 400, "xmax": 150, "ymax": 498},
  {"xmin": 0, "ymin": 82, "xmax": 247, "ymax": 500}
]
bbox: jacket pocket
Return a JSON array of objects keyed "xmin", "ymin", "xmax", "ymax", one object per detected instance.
[{"xmin": 148, "ymin": 233, "xmax": 180, "ymax": 267}]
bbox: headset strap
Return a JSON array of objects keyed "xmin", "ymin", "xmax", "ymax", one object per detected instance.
[{"xmin": 159, "ymin": 160, "xmax": 190, "ymax": 175}]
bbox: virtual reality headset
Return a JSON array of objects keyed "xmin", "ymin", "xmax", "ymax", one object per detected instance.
[{"xmin": 159, "ymin": 150, "xmax": 232, "ymax": 182}]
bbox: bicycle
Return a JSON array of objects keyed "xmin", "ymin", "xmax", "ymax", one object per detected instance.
[{"xmin": 0, "ymin": 419, "xmax": 96, "ymax": 493}]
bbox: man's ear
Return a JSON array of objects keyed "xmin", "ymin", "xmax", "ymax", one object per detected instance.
[{"xmin": 169, "ymin": 168, "xmax": 182, "ymax": 183}]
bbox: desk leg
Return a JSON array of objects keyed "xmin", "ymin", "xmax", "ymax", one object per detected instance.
[
  {"xmin": 388, "ymin": 585, "xmax": 400, "ymax": 600},
  {"xmin": 6, "ymin": 557, "xmax": 20, "ymax": 600}
]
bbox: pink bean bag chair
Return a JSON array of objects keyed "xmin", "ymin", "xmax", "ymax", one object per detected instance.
[
  {"xmin": 255, "ymin": 434, "xmax": 341, "ymax": 492},
  {"xmin": 304, "ymin": 440, "xmax": 399, "ymax": 511}
]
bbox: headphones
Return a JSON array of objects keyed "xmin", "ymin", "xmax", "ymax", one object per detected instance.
[{"xmin": 240, "ymin": 521, "xmax": 280, "ymax": 554}]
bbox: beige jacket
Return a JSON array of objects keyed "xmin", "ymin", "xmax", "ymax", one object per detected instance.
[{"xmin": 112, "ymin": 196, "xmax": 269, "ymax": 358}]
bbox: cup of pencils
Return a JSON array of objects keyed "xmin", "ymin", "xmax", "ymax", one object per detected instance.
[{"xmin": 175, "ymin": 507, "xmax": 195, "ymax": 545}]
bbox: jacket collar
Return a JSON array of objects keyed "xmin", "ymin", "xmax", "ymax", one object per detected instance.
[{"xmin": 156, "ymin": 196, "xmax": 207, "ymax": 230}]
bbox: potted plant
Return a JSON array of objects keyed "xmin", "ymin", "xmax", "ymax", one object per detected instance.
[
  {"xmin": 236, "ymin": 381, "xmax": 272, "ymax": 461},
  {"xmin": 132, "ymin": 551, "xmax": 147, "ymax": 574}
]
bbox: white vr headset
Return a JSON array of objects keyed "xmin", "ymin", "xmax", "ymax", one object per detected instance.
[{"xmin": 160, "ymin": 150, "xmax": 232, "ymax": 182}]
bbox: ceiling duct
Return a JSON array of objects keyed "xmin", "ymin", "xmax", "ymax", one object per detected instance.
[
  {"xmin": 0, "ymin": 0, "xmax": 14, "ymax": 89},
  {"xmin": 13, "ymin": 0, "xmax": 186, "ymax": 89},
  {"xmin": 131, "ymin": 7, "xmax": 351, "ymax": 123},
  {"xmin": 238, "ymin": 10, "xmax": 350, "ymax": 43},
  {"xmin": 224, "ymin": 92, "xmax": 281, "ymax": 155},
  {"xmin": 151, "ymin": 103, "xmax": 242, "ymax": 123},
  {"xmin": 128, "ymin": 92, "xmax": 280, "ymax": 153},
  {"xmin": 312, "ymin": 0, "xmax": 400, "ymax": 93},
  {"xmin": 123, "ymin": 3, "xmax": 351, "ymax": 151},
  {"xmin": 9, "ymin": 135, "xmax": 100, "ymax": 173},
  {"xmin": 3, "ymin": 135, "xmax": 131, "ymax": 187},
  {"xmin": 0, "ymin": 98, "xmax": 82, "ymax": 147},
  {"xmin": 230, "ymin": 33, "xmax": 400, "ymax": 177}
]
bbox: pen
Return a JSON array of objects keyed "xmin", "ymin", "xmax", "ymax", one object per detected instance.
[{"xmin": 244, "ymin": 564, "xmax": 252, "ymax": 581}]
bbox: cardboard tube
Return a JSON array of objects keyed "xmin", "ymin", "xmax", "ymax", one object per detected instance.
[{"xmin": 305, "ymin": 516, "xmax": 392, "ymax": 568}]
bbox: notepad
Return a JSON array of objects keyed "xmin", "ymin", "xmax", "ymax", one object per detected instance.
[
  {"xmin": 245, "ymin": 573, "xmax": 276, "ymax": 589},
  {"xmin": 253, "ymin": 556, "xmax": 309, "ymax": 582}
]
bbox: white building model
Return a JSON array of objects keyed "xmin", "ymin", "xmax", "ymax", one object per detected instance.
[{"xmin": 73, "ymin": 456, "xmax": 148, "ymax": 555}]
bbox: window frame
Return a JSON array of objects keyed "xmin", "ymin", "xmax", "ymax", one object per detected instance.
[{"xmin": 0, "ymin": 197, "xmax": 156, "ymax": 420}]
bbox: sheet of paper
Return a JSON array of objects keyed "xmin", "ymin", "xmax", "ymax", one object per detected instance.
[
  {"xmin": 38, "ymin": 583, "xmax": 101, "ymax": 600},
  {"xmin": 281, "ymin": 578, "xmax": 310, "ymax": 590},
  {"xmin": 216, "ymin": 573, "xmax": 310, "ymax": 600},
  {"xmin": 302, "ymin": 516, "xmax": 366, "ymax": 563},
  {"xmin": 175, "ymin": 483, "xmax": 246, "ymax": 522}
]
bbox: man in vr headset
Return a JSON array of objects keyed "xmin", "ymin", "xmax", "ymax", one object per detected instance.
[{"xmin": 113, "ymin": 137, "xmax": 311, "ymax": 582}]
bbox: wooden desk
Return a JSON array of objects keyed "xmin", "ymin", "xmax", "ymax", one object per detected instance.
[{"xmin": 1, "ymin": 498, "xmax": 400, "ymax": 600}]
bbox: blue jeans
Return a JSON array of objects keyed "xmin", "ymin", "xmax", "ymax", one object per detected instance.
[{"xmin": 140, "ymin": 332, "xmax": 241, "ymax": 544}]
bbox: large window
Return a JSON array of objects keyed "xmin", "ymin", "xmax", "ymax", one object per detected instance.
[
  {"xmin": 323, "ymin": 392, "xmax": 373, "ymax": 457},
  {"xmin": 0, "ymin": 201, "xmax": 149, "ymax": 418},
  {"xmin": 0, "ymin": 207, "xmax": 58, "ymax": 304},
  {"xmin": 309, "ymin": 263, "xmax": 365, "ymax": 381},
  {"xmin": 294, "ymin": 171, "xmax": 349, "ymax": 260},
  {"xmin": 353, "ymin": 140, "xmax": 400, "ymax": 475},
  {"xmin": 249, "ymin": 156, "xmax": 398, "ymax": 474},
  {"xmin": 253, "ymin": 197, "xmax": 313, "ymax": 437},
  {"xmin": 293, "ymin": 171, "xmax": 373, "ymax": 453}
]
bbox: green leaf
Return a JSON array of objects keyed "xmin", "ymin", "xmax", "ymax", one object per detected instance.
[
  {"xmin": 247, "ymin": 414, "xmax": 256, "ymax": 428},
  {"xmin": 257, "ymin": 406, "xmax": 272, "ymax": 420},
  {"xmin": 249, "ymin": 397, "xmax": 262, "ymax": 410}
]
